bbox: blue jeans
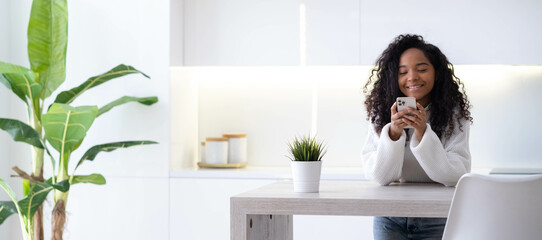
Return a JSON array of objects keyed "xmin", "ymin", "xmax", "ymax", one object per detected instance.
[{"xmin": 373, "ymin": 217, "xmax": 447, "ymax": 240}]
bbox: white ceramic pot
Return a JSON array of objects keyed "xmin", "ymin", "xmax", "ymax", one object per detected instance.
[
  {"xmin": 204, "ymin": 137, "xmax": 228, "ymax": 164},
  {"xmin": 222, "ymin": 133, "xmax": 247, "ymax": 164},
  {"xmin": 291, "ymin": 161, "xmax": 322, "ymax": 193}
]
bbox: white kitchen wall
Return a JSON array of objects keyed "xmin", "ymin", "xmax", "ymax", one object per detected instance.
[
  {"xmin": 315, "ymin": 66, "xmax": 370, "ymax": 167},
  {"xmin": 3, "ymin": 0, "xmax": 29, "ymax": 67},
  {"xmin": 457, "ymin": 66, "xmax": 542, "ymax": 168},
  {"xmin": 169, "ymin": 66, "xmax": 373, "ymax": 168},
  {"xmin": 64, "ymin": 0, "xmax": 170, "ymax": 178},
  {"xmin": 170, "ymin": 65, "xmax": 542, "ymax": 170},
  {"xmin": 59, "ymin": 177, "xmax": 169, "ymax": 240},
  {"xmin": 170, "ymin": 66, "xmax": 199, "ymax": 169},
  {"xmin": 197, "ymin": 67, "xmax": 313, "ymax": 167},
  {"xmin": 0, "ymin": 0, "xmax": 7, "ymax": 59}
]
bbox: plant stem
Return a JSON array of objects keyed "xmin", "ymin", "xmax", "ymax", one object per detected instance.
[
  {"xmin": 34, "ymin": 206, "xmax": 44, "ymax": 240},
  {"xmin": 31, "ymin": 99, "xmax": 44, "ymax": 178},
  {"xmin": 52, "ymin": 148, "xmax": 70, "ymax": 240},
  {"xmin": 54, "ymin": 152, "xmax": 70, "ymax": 204},
  {"xmin": 52, "ymin": 170, "xmax": 69, "ymax": 240},
  {"xmin": 52, "ymin": 151, "xmax": 69, "ymax": 240},
  {"xmin": 32, "ymin": 147, "xmax": 44, "ymax": 177},
  {"xmin": 28, "ymin": 218, "xmax": 34, "ymax": 240},
  {"xmin": 30, "ymin": 97, "xmax": 45, "ymax": 240},
  {"xmin": 51, "ymin": 200, "xmax": 66, "ymax": 240}
]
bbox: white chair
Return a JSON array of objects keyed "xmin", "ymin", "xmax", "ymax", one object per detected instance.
[{"xmin": 442, "ymin": 173, "xmax": 542, "ymax": 240}]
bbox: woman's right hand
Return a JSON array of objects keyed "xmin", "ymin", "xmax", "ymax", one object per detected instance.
[{"xmin": 389, "ymin": 102, "xmax": 407, "ymax": 141}]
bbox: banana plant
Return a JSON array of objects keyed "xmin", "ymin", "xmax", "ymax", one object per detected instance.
[
  {"xmin": 0, "ymin": 0, "xmax": 158, "ymax": 239},
  {"xmin": 1, "ymin": 114, "xmax": 156, "ymax": 240},
  {"xmin": 1, "ymin": 0, "xmax": 69, "ymax": 237}
]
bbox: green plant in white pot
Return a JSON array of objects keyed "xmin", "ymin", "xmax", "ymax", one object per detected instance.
[{"xmin": 287, "ymin": 135, "xmax": 327, "ymax": 193}]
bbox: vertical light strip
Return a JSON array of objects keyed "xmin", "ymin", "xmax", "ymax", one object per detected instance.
[{"xmin": 300, "ymin": 3, "xmax": 317, "ymax": 137}]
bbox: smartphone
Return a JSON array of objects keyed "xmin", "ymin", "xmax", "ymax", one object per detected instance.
[{"xmin": 396, "ymin": 97, "xmax": 417, "ymax": 128}]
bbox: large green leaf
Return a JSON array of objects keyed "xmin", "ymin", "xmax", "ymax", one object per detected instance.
[
  {"xmin": 0, "ymin": 61, "xmax": 42, "ymax": 103},
  {"xmin": 0, "ymin": 201, "xmax": 17, "ymax": 225},
  {"xmin": 75, "ymin": 141, "xmax": 158, "ymax": 170},
  {"xmin": 18, "ymin": 182, "xmax": 55, "ymax": 220},
  {"xmin": 27, "ymin": 0, "xmax": 68, "ymax": 99},
  {"xmin": 45, "ymin": 179, "xmax": 70, "ymax": 193},
  {"xmin": 0, "ymin": 179, "xmax": 20, "ymax": 225},
  {"xmin": 1, "ymin": 181, "xmax": 67, "ymax": 228},
  {"xmin": 0, "ymin": 118, "xmax": 44, "ymax": 148},
  {"xmin": 0, "ymin": 74, "xmax": 25, "ymax": 102},
  {"xmin": 72, "ymin": 174, "xmax": 106, "ymax": 185},
  {"xmin": 54, "ymin": 64, "xmax": 150, "ymax": 104},
  {"xmin": 42, "ymin": 104, "xmax": 98, "ymax": 154},
  {"xmin": 53, "ymin": 180, "xmax": 70, "ymax": 192},
  {"xmin": 97, "ymin": 96, "xmax": 158, "ymax": 117}
]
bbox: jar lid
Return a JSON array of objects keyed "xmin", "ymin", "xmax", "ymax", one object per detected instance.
[
  {"xmin": 206, "ymin": 137, "xmax": 228, "ymax": 142},
  {"xmin": 222, "ymin": 133, "xmax": 247, "ymax": 138}
]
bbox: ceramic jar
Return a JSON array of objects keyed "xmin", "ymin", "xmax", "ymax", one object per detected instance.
[
  {"xmin": 222, "ymin": 133, "xmax": 247, "ymax": 164},
  {"xmin": 204, "ymin": 137, "xmax": 228, "ymax": 164}
]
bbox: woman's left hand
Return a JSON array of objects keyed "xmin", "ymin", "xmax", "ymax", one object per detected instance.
[{"xmin": 402, "ymin": 102, "xmax": 427, "ymax": 141}]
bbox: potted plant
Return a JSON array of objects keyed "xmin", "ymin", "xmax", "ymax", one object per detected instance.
[
  {"xmin": 287, "ymin": 135, "xmax": 327, "ymax": 193},
  {"xmin": 0, "ymin": 0, "xmax": 157, "ymax": 239}
]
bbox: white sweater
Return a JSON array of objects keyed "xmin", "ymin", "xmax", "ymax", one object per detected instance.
[{"xmin": 362, "ymin": 110, "xmax": 471, "ymax": 187}]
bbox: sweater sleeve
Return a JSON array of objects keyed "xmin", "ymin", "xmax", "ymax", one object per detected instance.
[
  {"xmin": 409, "ymin": 119, "xmax": 471, "ymax": 187},
  {"xmin": 362, "ymin": 123, "xmax": 406, "ymax": 185}
]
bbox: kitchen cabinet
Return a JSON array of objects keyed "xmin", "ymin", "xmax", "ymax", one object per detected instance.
[
  {"xmin": 181, "ymin": 0, "xmax": 360, "ymax": 66},
  {"xmin": 177, "ymin": 0, "xmax": 542, "ymax": 66},
  {"xmin": 183, "ymin": 0, "xmax": 301, "ymax": 66},
  {"xmin": 359, "ymin": 0, "xmax": 542, "ymax": 65},
  {"xmin": 169, "ymin": 178, "xmax": 274, "ymax": 239}
]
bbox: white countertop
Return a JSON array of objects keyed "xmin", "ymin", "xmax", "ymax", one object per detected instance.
[
  {"xmin": 169, "ymin": 166, "xmax": 366, "ymax": 180},
  {"xmin": 170, "ymin": 165, "xmax": 491, "ymax": 181}
]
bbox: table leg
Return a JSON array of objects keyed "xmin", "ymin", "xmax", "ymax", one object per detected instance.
[
  {"xmin": 247, "ymin": 214, "xmax": 293, "ymax": 240},
  {"xmin": 231, "ymin": 208, "xmax": 292, "ymax": 240}
]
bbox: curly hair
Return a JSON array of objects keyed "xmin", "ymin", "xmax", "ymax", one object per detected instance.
[{"xmin": 363, "ymin": 34, "xmax": 472, "ymax": 139}]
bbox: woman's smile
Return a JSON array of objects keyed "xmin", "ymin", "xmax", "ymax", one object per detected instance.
[{"xmin": 406, "ymin": 84, "xmax": 425, "ymax": 90}]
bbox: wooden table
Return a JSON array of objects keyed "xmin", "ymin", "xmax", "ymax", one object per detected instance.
[{"xmin": 230, "ymin": 180, "xmax": 455, "ymax": 240}]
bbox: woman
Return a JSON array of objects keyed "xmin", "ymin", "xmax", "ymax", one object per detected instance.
[{"xmin": 362, "ymin": 34, "xmax": 473, "ymax": 239}]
